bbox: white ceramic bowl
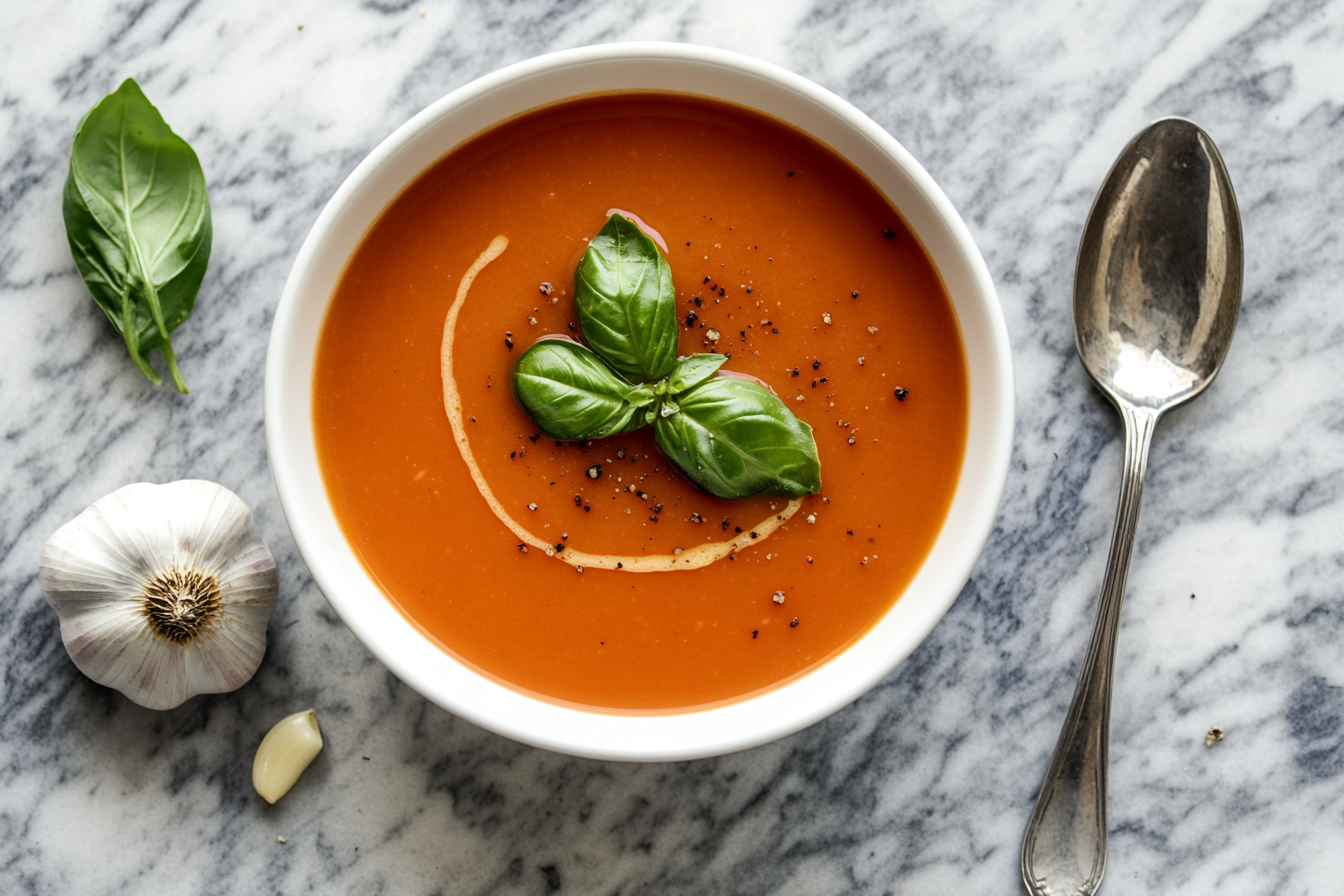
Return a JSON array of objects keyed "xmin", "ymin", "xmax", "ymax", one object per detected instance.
[{"xmin": 265, "ymin": 42, "xmax": 1014, "ymax": 761}]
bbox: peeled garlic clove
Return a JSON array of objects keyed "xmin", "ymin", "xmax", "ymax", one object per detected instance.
[
  {"xmin": 39, "ymin": 480, "xmax": 278, "ymax": 710},
  {"xmin": 253, "ymin": 709, "xmax": 323, "ymax": 804}
]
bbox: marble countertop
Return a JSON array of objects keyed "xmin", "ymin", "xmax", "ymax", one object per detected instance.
[{"xmin": 3, "ymin": 1, "xmax": 1343, "ymax": 893}]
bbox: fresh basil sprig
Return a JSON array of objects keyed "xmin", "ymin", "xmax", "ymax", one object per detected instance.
[
  {"xmin": 512, "ymin": 214, "xmax": 821, "ymax": 500},
  {"xmin": 574, "ymin": 214, "xmax": 679, "ymax": 384},
  {"xmin": 63, "ymin": 78, "xmax": 212, "ymax": 393}
]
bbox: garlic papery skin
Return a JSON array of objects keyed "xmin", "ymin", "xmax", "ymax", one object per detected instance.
[
  {"xmin": 39, "ymin": 480, "xmax": 279, "ymax": 710},
  {"xmin": 253, "ymin": 709, "xmax": 323, "ymax": 804}
]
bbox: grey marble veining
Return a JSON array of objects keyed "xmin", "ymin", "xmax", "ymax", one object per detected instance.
[{"xmin": 3, "ymin": 1, "xmax": 1343, "ymax": 893}]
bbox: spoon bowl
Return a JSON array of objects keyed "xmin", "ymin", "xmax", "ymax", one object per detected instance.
[
  {"xmin": 1021, "ymin": 118, "xmax": 1242, "ymax": 896},
  {"xmin": 1074, "ymin": 119, "xmax": 1242, "ymax": 410}
]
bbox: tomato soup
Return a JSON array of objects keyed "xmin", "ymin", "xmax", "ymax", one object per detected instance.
[{"xmin": 313, "ymin": 94, "xmax": 968, "ymax": 712}]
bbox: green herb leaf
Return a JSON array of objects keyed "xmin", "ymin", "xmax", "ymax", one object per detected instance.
[
  {"xmin": 63, "ymin": 78, "xmax": 212, "ymax": 393},
  {"xmin": 665, "ymin": 353, "xmax": 727, "ymax": 394},
  {"xmin": 653, "ymin": 376, "xmax": 822, "ymax": 499},
  {"xmin": 513, "ymin": 338, "xmax": 657, "ymax": 440},
  {"xmin": 573, "ymin": 214, "xmax": 678, "ymax": 383}
]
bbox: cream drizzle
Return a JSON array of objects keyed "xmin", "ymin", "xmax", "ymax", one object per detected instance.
[{"xmin": 441, "ymin": 236, "xmax": 802, "ymax": 572}]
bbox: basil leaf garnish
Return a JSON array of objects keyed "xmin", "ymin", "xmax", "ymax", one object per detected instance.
[
  {"xmin": 653, "ymin": 376, "xmax": 822, "ymax": 499},
  {"xmin": 511, "ymin": 213, "xmax": 822, "ymax": 500},
  {"xmin": 63, "ymin": 78, "xmax": 211, "ymax": 393},
  {"xmin": 513, "ymin": 338, "xmax": 657, "ymax": 440},
  {"xmin": 666, "ymin": 353, "xmax": 727, "ymax": 394},
  {"xmin": 573, "ymin": 213, "xmax": 678, "ymax": 383}
]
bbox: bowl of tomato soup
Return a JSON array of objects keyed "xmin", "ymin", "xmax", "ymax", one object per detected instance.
[{"xmin": 266, "ymin": 42, "xmax": 1013, "ymax": 760}]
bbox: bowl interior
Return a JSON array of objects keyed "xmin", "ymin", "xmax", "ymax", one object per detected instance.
[{"xmin": 265, "ymin": 43, "xmax": 1013, "ymax": 761}]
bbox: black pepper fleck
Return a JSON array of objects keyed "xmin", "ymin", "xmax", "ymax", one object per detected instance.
[
  {"xmin": 884, "ymin": 228, "xmax": 896, "ymax": 239},
  {"xmin": 851, "ymin": 291, "xmax": 859, "ymax": 298},
  {"xmin": 752, "ymin": 629, "xmax": 759, "ymax": 638},
  {"xmin": 685, "ymin": 311, "xmax": 698, "ymax": 327},
  {"xmin": 721, "ymin": 517, "xmax": 730, "ymax": 531},
  {"xmin": 894, "ymin": 387, "xmax": 909, "ymax": 401},
  {"xmin": 790, "ymin": 618, "xmax": 799, "ymax": 627},
  {"xmin": 812, "ymin": 360, "xmax": 821, "ymax": 370},
  {"xmin": 529, "ymin": 433, "xmax": 541, "ymax": 443}
]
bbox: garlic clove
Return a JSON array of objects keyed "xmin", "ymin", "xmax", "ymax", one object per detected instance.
[
  {"xmin": 40, "ymin": 480, "xmax": 278, "ymax": 710},
  {"xmin": 253, "ymin": 709, "xmax": 323, "ymax": 804}
]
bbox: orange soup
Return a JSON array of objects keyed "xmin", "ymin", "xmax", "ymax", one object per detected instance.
[{"xmin": 313, "ymin": 94, "xmax": 968, "ymax": 712}]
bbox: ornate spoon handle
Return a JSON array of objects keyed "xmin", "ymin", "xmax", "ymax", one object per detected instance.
[{"xmin": 1021, "ymin": 403, "xmax": 1159, "ymax": 896}]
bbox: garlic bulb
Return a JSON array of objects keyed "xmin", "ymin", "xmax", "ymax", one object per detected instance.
[{"xmin": 40, "ymin": 480, "xmax": 278, "ymax": 710}]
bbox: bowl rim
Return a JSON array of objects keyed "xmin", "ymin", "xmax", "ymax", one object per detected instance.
[{"xmin": 265, "ymin": 41, "xmax": 1015, "ymax": 761}]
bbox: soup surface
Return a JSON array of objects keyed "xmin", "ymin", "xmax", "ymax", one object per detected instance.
[{"xmin": 314, "ymin": 94, "xmax": 967, "ymax": 711}]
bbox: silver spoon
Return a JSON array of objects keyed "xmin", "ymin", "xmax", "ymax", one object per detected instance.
[{"xmin": 1019, "ymin": 117, "xmax": 1243, "ymax": 896}]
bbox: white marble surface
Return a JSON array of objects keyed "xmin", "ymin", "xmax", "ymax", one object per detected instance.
[{"xmin": 3, "ymin": 1, "xmax": 1343, "ymax": 893}]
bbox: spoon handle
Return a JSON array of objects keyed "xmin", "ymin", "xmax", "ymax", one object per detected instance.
[{"xmin": 1021, "ymin": 402, "xmax": 1159, "ymax": 896}]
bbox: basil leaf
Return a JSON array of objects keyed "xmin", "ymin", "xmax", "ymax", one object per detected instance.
[
  {"xmin": 573, "ymin": 214, "xmax": 678, "ymax": 383},
  {"xmin": 653, "ymin": 376, "xmax": 822, "ymax": 499},
  {"xmin": 513, "ymin": 338, "xmax": 657, "ymax": 440},
  {"xmin": 63, "ymin": 78, "xmax": 212, "ymax": 393},
  {"xmin": 665, "ymin": 353, "xmax": 727, "ymax": 394}
]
